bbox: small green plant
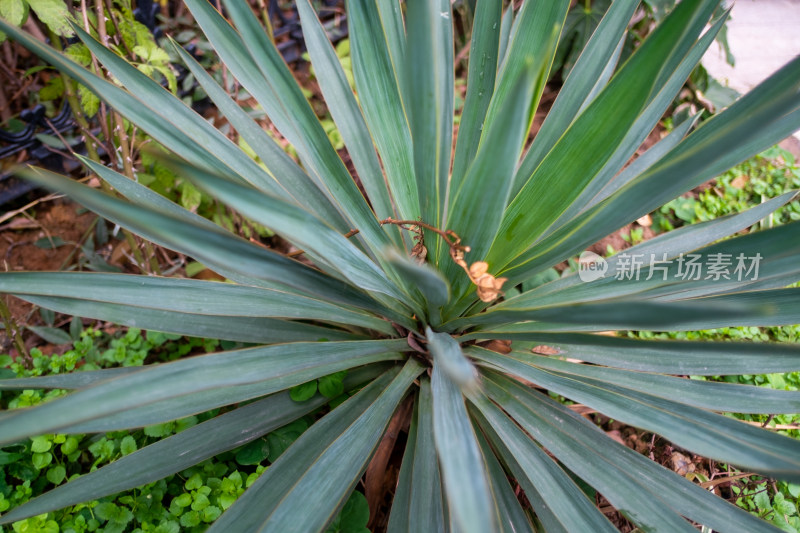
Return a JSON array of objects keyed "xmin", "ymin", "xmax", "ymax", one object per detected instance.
[
  {"xmin": 2, "ymin": 0, "xmax": 800, "ymax": 531},
  {"xmin": 0, "ymin": 0, "xmax": 73, "ymax": 43},
  {"xmin": 655, "ymin": 146, "xmax": 800, "ymax": 231},
  {"xmin": 620, "ymin": 226, "xmax": 645, "ymax": 245},
  {"xmin": 733, "ymin": 481, "xmax": 800, "ymax": 532},
  {"xmin": 34, "ymin": 0, "xmax": 177, "ymax": 118}
]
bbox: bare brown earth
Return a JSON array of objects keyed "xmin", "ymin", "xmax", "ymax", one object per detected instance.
[{"xmin": 1, "ymin": 200, "xmax": 95, "ymax": 323}]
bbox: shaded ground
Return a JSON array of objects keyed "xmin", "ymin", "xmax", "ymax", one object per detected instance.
[{"xmin": 0, "ymin": 199, "xmax": 96, "ymax": 328}]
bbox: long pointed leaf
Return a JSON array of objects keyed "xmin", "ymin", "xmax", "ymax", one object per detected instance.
[
  {"xmin": 474, "ymin": 428, "xmax": 535, "ymax": 533},
  {"xmin": 208, "ymin": 359, "xmax": 423, "ymax": 532},
  {"xmin": 431, "ymin": 358, "xmax": 496, "ymax": 533},
  {"xmin": 479, "ymin": 372, "xmax": 699, "ymax": 533},
  {"xmin": 0, "ymin": 20, "xmax": 286, "ymax": 200},
  {"xmin": 162, "ymin": 158, "xmax": 405, "ymax": 301},
  {"xmin": 0, "ymin": 340, "xmax": 407, "ymax": 445},
  {"xmin": 376, "ymin": 0, "xmax": 406, "ymax": 90},
  {"xmin": 482, "ymin": 0, "xmax": 568, "ymax": 138},
  {"xmin": 72, "ymin": 25, "xmax": 294, "ymax": 198},
  {"xmin": 170, "ymin": 42, "xmax": 344, "ymax": 223},
  {"xmin": 479, "ymin": 369, "xmax": 780, "ymax": 532},
  {"xmin": 18, "ymin": 167, "xmax": 385, "ymax": 315},
  {"xmin": 474, "ymin": 347, "xmax": 800, "ymax": 414},
  {"xmin": 0, "ymin": 365, "xmax": 385, "ymax": 524},
  {"xmin": 515, "ymin": 0, "xmax": 639, "ymax": 189},
  {"xmin": 218, "ymin": 0, "xmax": 392, "ymax": 256},
  {"xmin": 459, "ymin": 331, "xmax": 800, "ymax": 375},
  {"xmin": 82, "ymin": 157, "xmax": 414, "ymax": 328},
  {"xmin": 503, "ymin": 190, "xmax": 798, "ymax": 292},
  {"xmin": 501, "ymin": 211, "xmax": 800, "ymax": 310},
  {"xmin": 387, "ymin": 379, "xmax": 448, "ymax": 533},
  {"xmin": 406, "ymin": 0, "xmax": 453, "ymax": 235},
  {"xmin": 0, "ymin": 367, "xmax": 140, "ymax": 390},
  {"xmin": 295, "ymin": 0, "xmax": 396, "ymax": 225},
  {"xmin": 386, "ymin": 390, "xmax": 419, "ymax": 533},
  {"xmin": 470, "ymin": 395, "xmax": 618, "ymax": 532},
  {"xmin": 504, "ymin": 57, "xmax": 800, "ymax": 284},
  {"xmin": 478, "ymin": 353, "xmax": 800, "ymax": 481},
  {"xmin": 449, "ymin": 293, "xmax": 774, "ymax": 331},
  {"xmin": 346, "ymin": 0, "xmax": 420, "ymax": 222},
  {"xmin": 490, "ymin": 0, "xmax": 719, "ymax": 268},
  {"xmin": 443, "ymin": 60, "xmax": 539, "ymax": 290},
  {"xmin": 586, "ymin": 112, "xmax": 701, "ymax": 209},
  {"xmin": 0, "ymin": 272, "xmax": 393, "ymax": 334},
  {"xmin": 450, "ymin": 0, "xmax": 502, "ymax": 195},
  {"xmin": 21, "ymin": 295, "xmax": 358, "ymax": 344},
  {"xmin": 544, "ymin": 10, "xmax": 728, "ymax": 232}
]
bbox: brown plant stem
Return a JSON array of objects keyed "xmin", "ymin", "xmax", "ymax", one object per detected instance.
[
  {"xmin": 0, "ymin": 295, "xmax": 29, "ymax": 362},
  {"xmin": 47, "ymin": 29, "xmax": 100, "ymax": 162},
  {"xmin": 92, "ymin": 0, "xmax": 160, "ymax": 274}
]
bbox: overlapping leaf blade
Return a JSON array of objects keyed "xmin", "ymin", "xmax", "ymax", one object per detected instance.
[
  {"xmin": 450, "ymin": 0, "xmax": 502, "ymax": 195},
  {"xmin": 14, "ymin": 295, "xmax": 360, "ymax": 344},
  {"xmin": 17, "ymin": 167, "xmax": 385, "ymax": 315},
  {"xmin": 474, "ymin": 428, "xmax": 535, "ymax": 533},
  {"xmin": 450, "ymin": 292, "xmax": 775, "ymax": 331},
  {"xmin": 504, "ymin": 55, "xmax": 800, "ymax": 285},
  {"xmin": 478, "ymin": 369, "xmax": 780, "ymax": 533},
  {"xmin": 0, "ymin": 20, "xmax": 285, "ymax": 201},
  {"xmin": 460, "ymin": 331, "xmax": 800, "ymax": 375},
  {"xmin": 431, "ymin": 358, "xmax": 496, "ymax": 533},
  {"xmin": 514, "ymin": 0, "xmax": 639, "ymax": 190},
  {"xmin": 295, "ymin": 0, "xmax": 396, "ymax": 225},
  {"xmin": 161, "ymin": 158, "xmax": 405, "ymax": 301},
  {"xmin": 207, "ymin": 360, "xmax": 422, "ymax": 532},
  {"xmin": 489, "ymin": 0, "xmax": 719, "ymax": 268},
  {"xmin": 475, "ymin": 350, "xmax": 800, "ymax": 480},
  {"xmin": 406, "ymin": 0, "xmax": 453, "ymax": 241},
  {"xmin": 80, "ymin": 158, "xmax": 414, "ymax": 328},
  {"xmin": 72, "ymin": 25, "xmax": 297, "ymax": 200},
  {"xmin": 542, "ymin": 9, "xmax": 728, "ymax": 231},
  {"xmin": 482, "ymin": 0, "xmax": 568, "ymax": 139},
  {"xmin": 469, "ymin": 396, "xmax": 618, "ymax": 532},
  {"xmin": 475, "ymin": 347, "xmax": 800, "ymax": 414},
  {"xmin": 581, "ymin": 112, "xmax": 701, "ymax": 212},
  {"xmin": 218, "ymin": 0, "xmax": 393, "ymax": 257},
  {"xmin": 346, "ymin": 0, "xmax": 419, "ymax": 222},
  {"xmin": 376, "ymin": 0, "xmax": 406, "ymax": 91},
  {"xmin": 0, "ymin": 272, "xmax": 393, "ymax": 334},
  {"xmin": 0, "ymin": 339, "xmax": 406, "ymax": 444},
  {"xmin": 442, "ymin": 60, "xmax": 538, "ymax": 292},
  {"xmin": 387, "ymin": 380, "xmax": 447, "ymax": 533},
  {"xmin": 0, "ymin": 365, "xmax": 386, "ymax": 524},
  {"xmin": 169, "ymin": 42, "xmax": 343, "ymax": 222},
  {"xmin": 0, "ymin": 367, "xmax": 140, "ymax": 390},
  {"xmin": 499, "ymin": 212, "xmax": 800, "ymax": 309}
]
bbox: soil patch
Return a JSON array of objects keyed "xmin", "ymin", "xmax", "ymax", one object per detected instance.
[{"xmin": 1, "ymin": 198, "xmax": 95, "ymax": 323}]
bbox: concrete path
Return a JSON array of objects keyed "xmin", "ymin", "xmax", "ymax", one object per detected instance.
[{"xmin": 701, "ymin": 0, "xmax": 800, "ymax": 153}]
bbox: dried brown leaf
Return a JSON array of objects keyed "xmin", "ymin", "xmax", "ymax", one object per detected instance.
[{"xmin": 531, "ymin": 345, "xmax": 562, "ymax": 355}]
